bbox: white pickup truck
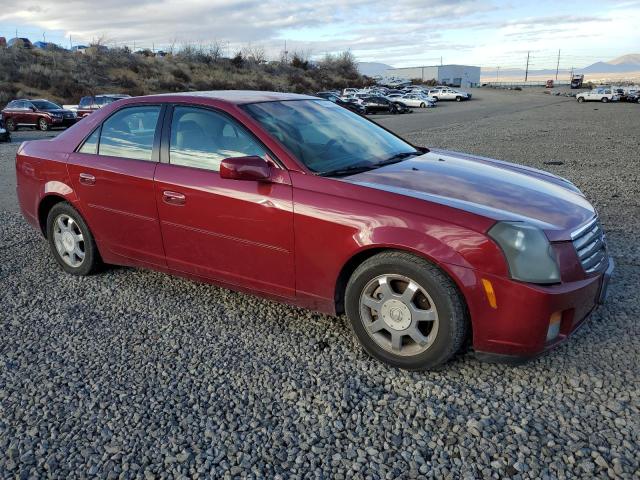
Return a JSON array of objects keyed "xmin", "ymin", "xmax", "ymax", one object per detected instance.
[{"xmin": 576, "ymin": 88, "xmax": 620, "ymax": 103}]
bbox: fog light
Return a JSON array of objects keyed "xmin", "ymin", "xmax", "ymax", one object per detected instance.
[{"xmin": 546, "ymin": 311, "xmax": 562, "ymax": 341}]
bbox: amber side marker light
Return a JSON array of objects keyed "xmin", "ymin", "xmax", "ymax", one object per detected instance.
[
  {"xmin": 481, "ymin": 279, "xmax": 497, "ymax": 309},
  {"xmin": 546, "ymin": 311, "xmax": 562, "ymax": 342}
]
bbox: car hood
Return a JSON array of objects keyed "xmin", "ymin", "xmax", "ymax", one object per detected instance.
[{"xmin": 342, "ymin": 149, "xmax": 595, "ymax": 241}]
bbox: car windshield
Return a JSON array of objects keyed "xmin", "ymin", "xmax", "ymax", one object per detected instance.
[
  {"xmin": 243, "ymin": 100, "xmax": 418, "ymax": 175},
  {"xmin": 31, "ymin": 100, "xmax": 61, "ymax": 110}
]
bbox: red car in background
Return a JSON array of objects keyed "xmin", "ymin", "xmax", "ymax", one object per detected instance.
[
  {"xmin": 15, "ymin": 91, "xmax": 613, "ymax": 370},
  {"xmin": 76, "ymin": 94, "xmax": 130, "ymax": 119},
  {"xmin": 2, "ymin": 99, "xmax": 77, "ymax": 131}
]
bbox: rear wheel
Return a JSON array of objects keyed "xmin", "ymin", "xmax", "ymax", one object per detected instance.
[
  {"xmin": 432, "ymin": 96, "xmax": 439, "ymax": 101},
  {"xmin": 345, "ymin": 251, "xmax": 467, "ymax": 370},
  {"xmin": 38, "ymin": 118, "xmax": 49, "ymax": 131},
  {"xmin": 46, "ymin": 202, "xmax": 101, "ymax": 276},
  {"xmin": 578, "ymin": 97, "xmax": 585, "ymax": 103},
  {"xmin": 601, "ymin": 97, "xmax": 609, "ymax": 103},
  {"xmin": 5, "ymin": 118, "xmax": 16, "ymax": 131}
]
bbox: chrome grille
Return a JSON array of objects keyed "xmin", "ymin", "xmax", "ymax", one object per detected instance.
[{"xmin": 571, "ymin": 217, "xmax": 608, "ymax": 273}]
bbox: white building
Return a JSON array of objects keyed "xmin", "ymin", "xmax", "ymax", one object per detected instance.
[{"xmin": 384, "ymin": 64, "xmax": 481, "ymax": 88}]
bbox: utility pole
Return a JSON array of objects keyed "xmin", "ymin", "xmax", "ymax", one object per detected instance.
[
  {"xmin": 440, "ymin": 56, "xmax": 443, "ymax": 66},
  {"xmin": 555, "ymin": 49, "xmax": 560, "ymax": 81},
  {"xmin": 524, "ymin": 51, "xmax": 530, "ymax": 82},
  {"xmin": 69, "ymin": 35, "xmax": 72, "ymax": 49},
  {"xmin": 497, "ymin": 66, "xmax": 500, "ymax": 82}
]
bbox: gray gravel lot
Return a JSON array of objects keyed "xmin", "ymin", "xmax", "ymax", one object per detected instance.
[{"xmin": 1, "ymin": 89, "xmax": 639, "ymax": 478}]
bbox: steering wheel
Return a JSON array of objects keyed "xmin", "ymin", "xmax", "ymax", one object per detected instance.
[{"xmin": 320, "ymin": 139, "xmax": 338, "ymax": 156}]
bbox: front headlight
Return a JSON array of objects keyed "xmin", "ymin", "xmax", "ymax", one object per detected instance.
[{"xmin": 489, "ymin": 221, "xmax": 560, "ymax": 284}]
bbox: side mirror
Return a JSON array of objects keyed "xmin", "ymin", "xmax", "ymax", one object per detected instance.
[
  {"xmin": 220, "ymin": 156, "xmax": 271, "ymax": 182},
  {"xmin": 31, "ymin": 106, "xmax": 37, "ymax": 112}
]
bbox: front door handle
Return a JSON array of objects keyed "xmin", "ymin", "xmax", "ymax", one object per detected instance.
[
  {"xmin": 163, "ymin": 190, "xmax": 186, "ymax": 206},
  {"xmin": 79, "ymin": 173, "xmax": 96, "ymax": 185}
]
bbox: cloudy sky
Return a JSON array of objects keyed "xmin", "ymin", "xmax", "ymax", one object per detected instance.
[{"xmin": 1, "ymin": 0, "xmax": 638, "ymax": 68}]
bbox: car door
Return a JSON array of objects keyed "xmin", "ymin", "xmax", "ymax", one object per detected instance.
[
  {"xmin": 66, "ymin": 104, "xmax": 167, "ymax": 267},
  {"xmin": 154, "ymin": 105, "xmax": 295, "ymax": 298},
  {"xmin": 22, "ymin": 101, "xmax": 38, "ymax": 125},
  {"xmin": 11, "ymin": 100, "xmax": 28, "ymax": 125}
]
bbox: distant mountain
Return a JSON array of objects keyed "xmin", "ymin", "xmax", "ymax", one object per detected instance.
[
  {"xmin": 481, "ymin": 53, "xmax": 640, "ymax": 80},
  {"xmin": 357, "ymin": 62, "xmax": 393, "ymax": 76},
  {"xmin": 608, "ymin": 54, "xmax": 640, "ymax": 65},
  {"xmin": 580, "ymin": 53, "xmax": 640, "ymax": 73}
]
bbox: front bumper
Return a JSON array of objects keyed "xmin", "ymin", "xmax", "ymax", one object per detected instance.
[
  {"xmin": 447, "ymin": 257, "xmax": 614, "ymax": 363},
  {"xmin": 50, "ymin": 117, "xmax": 77, "ymax": 127}
]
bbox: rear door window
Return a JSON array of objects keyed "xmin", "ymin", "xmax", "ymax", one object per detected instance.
[
  {"xmin": 79, "ymin": 127, "xmax": 101, "ymax": 154},
  {"xmin": 98, "ymin": 106, "xmax": 161, "ymax": 161}
]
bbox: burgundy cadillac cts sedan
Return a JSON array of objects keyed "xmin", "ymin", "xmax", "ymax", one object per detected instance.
[{"xmin": 15, "ymin": 91, "xmax": 613, "ymax": 370}]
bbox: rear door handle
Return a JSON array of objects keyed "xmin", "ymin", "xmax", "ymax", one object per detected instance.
[
  {"xmin": 163, "ymin": 190, "xmax": 186, "ymax": 206},
  {"xmin": 79, "ymin": 173, "xmax": 96, "ymax": 185}
]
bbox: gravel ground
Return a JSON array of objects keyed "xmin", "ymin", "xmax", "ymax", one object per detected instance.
[{"xmin": 1, "ymin": 89, "xmax": 639, "ymax": 478}]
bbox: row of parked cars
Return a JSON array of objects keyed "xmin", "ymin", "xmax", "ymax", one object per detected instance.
[
  {"xmin": 0, "ymin": 94, "xmax": 130, "ymax": 140},
  {"xmin": 0, "ymin": 84, "xmax": 473, "ymax": 142},
  {"xmin": 576, "ymin": 86, "xmax": 640, "ymax": 103},
  {"xmin": 315, "ymin": 85, "xmax": 472, "ymax": 115}
]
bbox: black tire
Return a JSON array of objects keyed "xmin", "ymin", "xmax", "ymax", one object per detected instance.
[
  {"xmin": 432, "ymin": 96, "xmax": 438, "ymax": 101},
  {"xmin": 345, "ymin": 251, "xmax": 467, "ymax": 370},
  {"xmin": 5, "ymin": 118, "xmax": 16, "ymax": 131},
  {"xmin": 578, "ymin": 97, "xmax": 584, "ymax": 103},
  {"xmin": 456, "ymin": 96, "xmax": 462, "ymax": 102},
  {"xmin": 46, "ymin": 202, "xmax": 102, "ymax": 276},
  {"xmin": 601, "ymin": 97, "xmax": 608, "ymax": 103},
  {"xmin": 420, "ymin": 102, "xmax": 426, "ymax": 108},
  {"xmin": 38, "ymin": 118, "xmax": 49, "ymax": 131}
]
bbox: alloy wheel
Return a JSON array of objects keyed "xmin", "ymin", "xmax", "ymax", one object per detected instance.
[
  {"xmin": 5, "ymin": 118, "xmax": 16, "ymax": 131},
  {"xmin": 359, "ymin": 274, "xmax": 439, "ymax": 356},
  {"xmin": 52, "ymin": 214, "xmax": 85, "ymax": 267},
  {"xmin": 39, "ymin": 118, "xmax": 49, "ymax": 131}
]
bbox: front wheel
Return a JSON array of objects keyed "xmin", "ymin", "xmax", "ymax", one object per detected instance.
[
  {"xmin": 5, "ymin": 118, "xmax": 16, "ymax": 131},
  {"xmin": 601, "ymin": 97, "xmax": 609, "ymax": 103},
  {"xmin": 420, "ymin": 102, "xmax": 426, "ymax": 108},
  {"xmin": 456, "ymin": 96, "xmax": 462, "ymax": 102},
  {"xmin": 578, "ymin": 97, "xmax": 585, "ymax": 103},
  {"xmin": 38, "ymin": 118, "xmax": 49, "ymax": 131},
  {"xmin": 345, "ymin": 251, "xmax": 468, "ymax": 370},
  {"xmin": 46, "ymin": 202, "xmax": 102, "ymax": 276}
]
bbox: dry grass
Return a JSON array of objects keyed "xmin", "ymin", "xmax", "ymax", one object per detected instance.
[{"xmin": 0, "ymin": 47, "xmax": 370, "ymax": 106}]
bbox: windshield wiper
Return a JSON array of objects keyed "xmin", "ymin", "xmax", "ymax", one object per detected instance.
[
  {"xmin": 373, "ymin": 151, "xmax": 419, "ymax": 167},
  {"xmin": 319, "ymin": 164, "xmax": 377, "ymax": 177},
  {"xmin": 319, "ymin": 151, "xmax": 420, "ymax": 178}
]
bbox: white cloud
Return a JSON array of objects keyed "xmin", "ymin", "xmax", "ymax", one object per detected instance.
[{"xmin": 1, "ymin": 0, "xmax": 638, "ymax": 67}]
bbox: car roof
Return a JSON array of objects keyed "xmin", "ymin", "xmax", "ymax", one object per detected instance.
[{"xmin": 145, "ymin": 90, "xmax": 317, "ymax": 105}]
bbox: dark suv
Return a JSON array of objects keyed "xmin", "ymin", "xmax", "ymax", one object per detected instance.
[
  {"xmin": 76, "ymin": 94, "xmax": 130, "ymax": 118},
  {"xmin": 1, "ymin": 99, "xmax": 77, "ymax": 131}
]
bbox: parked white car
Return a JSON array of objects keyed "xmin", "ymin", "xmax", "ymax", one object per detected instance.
[
  {"xmin": 427, "ymin": 88, "xmax": 472, "ymax": 101},
  {"xmin": 393, "ymin": 94, "xmax": 436, "ymax": 108},
  {"xmin": 576, "ymin": 88, "xmax": 620, "ymax": 103}
]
